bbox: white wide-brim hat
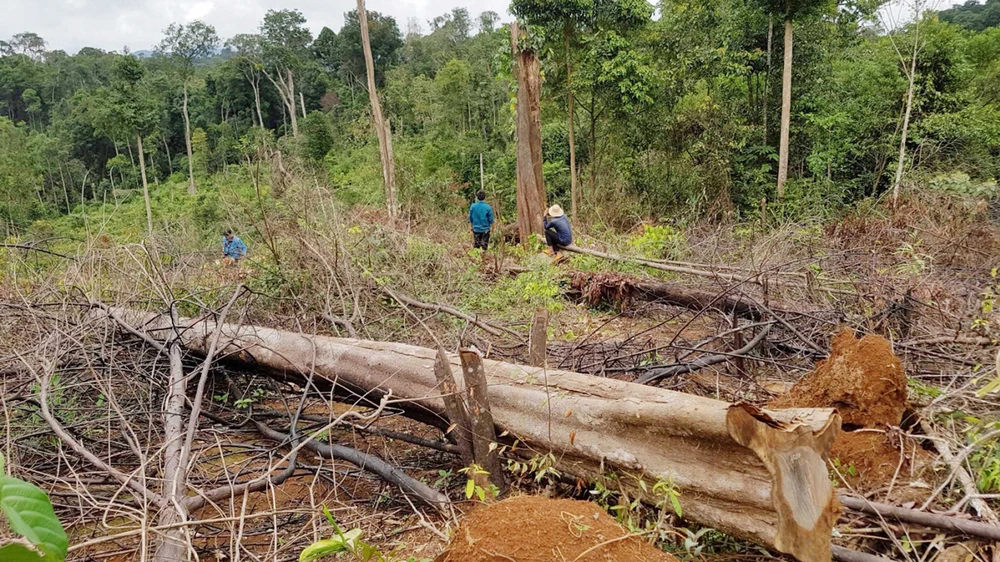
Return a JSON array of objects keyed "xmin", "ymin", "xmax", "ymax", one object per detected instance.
[{"xmin": 548, "ymin": 204, "xmax": 565, "ymax": 217}]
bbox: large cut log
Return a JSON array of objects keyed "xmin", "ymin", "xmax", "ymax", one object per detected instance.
[{"xmin": 111, "ymin": 309, "xmax": 840, "ymax": 562}]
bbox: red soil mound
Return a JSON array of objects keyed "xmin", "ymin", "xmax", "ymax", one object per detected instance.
[
  {"xmin": 771, "ymin": 329, "xmax": 916, "ymax": 489},
  {"xmin": 438, "ymin": 495, "xmax": 676, "ymax": 562},
  {"xmin": 771, "ymin": 329, "xmax": 907, "ymax": 428}
]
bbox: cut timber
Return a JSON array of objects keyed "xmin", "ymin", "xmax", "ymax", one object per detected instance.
[
  {"xmin": 460, "ymin": 348, "xmax": 506, "ymax": 492},
  {"xmin": 572, "ymin": 271, "xmax": 774, "ymax": 320},
  {"xmin": 110, "ymin": 309, "xmax": 841, "ymax": 562},
  {"xmin": 435, "ymin": 346, "xmax": 474, "ymax": 466},
  {"xmin": 511, "ymin": 22, "xmax": 547, "ymax": 242},
  {"xmin": 529, "ymin": 307, "xmax": 548, "ymax": 367}
]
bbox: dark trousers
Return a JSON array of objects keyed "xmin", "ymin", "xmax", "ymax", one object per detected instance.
[
  {"xmin": 473, "ymin": 231, "xmax": 491, "ymax": 251},
  {"xmin": 545, "ymin": 229, "xmax": 561, "ymax": 250}
]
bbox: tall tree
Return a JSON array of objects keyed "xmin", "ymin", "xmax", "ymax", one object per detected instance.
[
  {"xmin": 511, "ymin": 22, "xmax": 547, "ymax": 241},
  {"xmin": 157, "ymin": 21, "xmax": 219, "ymax": 194},
  {"xmin": 752, "ymin": 0, "xmax": 836, "ymax": 197},
  {"xmin": 225, "ymin": 34, "xmax": 267, "ymax": 128},
  {"xmin": 358, "ymin": 0, "xmax": 399, "ymax": 222},
  {"xmin": 96, "ymin": 55, "xmax": 160, "ymax": 233},
  {"xmin": 886, "ymin": 0, "xmax": 927, "ymax": 205},
  {"xmin": 260, "ymin": 9, "xmax": 313, "ymax": 137},
  {"xmin": 511, "ymin": 0, "xmax": 589, "ymax": 219}
]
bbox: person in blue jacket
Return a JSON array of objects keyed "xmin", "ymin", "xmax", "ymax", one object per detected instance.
[
  {"xmin": 222, "ymin": 230, "xmax": 248, "ymax": 262},
  {"xmin": 543, "ymin": 204, "xmax": 573, "ymax": 257},
  {"xmin": 468, "ymin": 190, "xmax": 495, "ymax": 251}
]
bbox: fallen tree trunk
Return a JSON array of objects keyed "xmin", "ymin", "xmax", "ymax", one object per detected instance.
[
  {"xmin": 570, "ymin": 271, "xmax": 775, "ymax": 320},
  {"xmin": 112, "ymin": 309, "xmax": 841, "ymax": 562}
]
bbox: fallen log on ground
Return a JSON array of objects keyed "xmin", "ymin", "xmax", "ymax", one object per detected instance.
[
  {"xmin": 562, "ymin": 244, "xmax": 853, "ymax": 295},
  {"xmin": 570, "ymin": 271, "xmax": 775, "ymax": 320},
  {"xmin": 111, "ymin": 308, "xmax": 841, "ymax": 562}
]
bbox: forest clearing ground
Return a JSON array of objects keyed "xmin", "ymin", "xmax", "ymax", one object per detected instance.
[{"xmin": 5, "ymin": 187, "xmax": 1000, "ymax": 562}]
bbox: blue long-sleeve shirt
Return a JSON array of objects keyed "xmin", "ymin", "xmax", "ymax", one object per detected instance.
[
  {"xmin": 544, "ymin": 215, "xmax": 573, "ymax": 246},
  {"xmin": 223, "ymin": 236, "xmax": 248, "ymax": 259},
  {"xmin": 469, "ymin": 201, "xmax": 495, "ymax": 234}
]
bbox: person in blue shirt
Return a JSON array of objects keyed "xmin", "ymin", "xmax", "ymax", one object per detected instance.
[
  {"xmin": 468, "ymin": 190, "xmax": 495, "ymax": 251},
  {"xmin": 543, "ymin": 204, "xmax": 573, "ymax": 258},
  {"xmin": 222, "ymin": 230, "xmax": 248, "ymax": 262}
]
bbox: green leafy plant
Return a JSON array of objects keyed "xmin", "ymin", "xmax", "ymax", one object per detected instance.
[
  {"xmin": 627, "ymin": 224, "xmax": 686, "ymax": 261},
  {"xmin": 0, "ymin": 453, "xmax": 69, "ymax": 562},
  {"xmin": 507, "ymin": 452, "xmax": 561, "ymax": 484},
  {"xmin": 299, "ymin": 506, "xmax": 383, "ymax": 562},
  {"xmin": 458, "ymin": 464, "xmax": 500, "ymax": 501}
]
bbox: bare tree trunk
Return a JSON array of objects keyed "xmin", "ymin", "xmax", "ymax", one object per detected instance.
[
  {"xmin": 137, "ymin": 134, "xmax": 153, "ymax": 234},
  {"xmin": 565, "ymin": 22, "xmax": 578, "ymax": 220},
  {"xmin": 162, "ymin": 135, "xmax": 172, "ymax": 174},
  {"xmin": 249, "ymin": 73, "xmax": 265, "ymax": 128},
  {"xmin": 287, "ymin": 70, "xmax": 298, "ymax": 137},
  {"xmin": 300, "ymin": 91, "xmax": 307, "ymax": 119},
  {"xmin": 358, "ymin": 0, "xmax": 399, "ymax": 223},
  {"xmin": 183, "ymin": 84, "xmax": 196, "ymax": 195},
  {"xmin": 763, "ymin": 16, "xmax": 773, "ymax": 145},
  {"xmin": 777, "ymin": 17, "xmax": 793, "ymax": 198},
  {"xmin": 892, "ymin": 16, "xmax": 920, "ymax": 206},
  {"xmin": 460, "ymin": 349, "xmax": 506, "ymax": 493},
  {"xmin": 511, "ymin": 22, "xmax": 547, "ymax": 243},
  {"xmin": 153, "ymin": 340, "xmax": 191, "ymax": 562}
]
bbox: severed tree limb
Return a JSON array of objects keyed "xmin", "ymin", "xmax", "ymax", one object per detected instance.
[
  {"xmin": 434, "ymin": 346, "xmax": 474, "ymax": 466},
  {"xmin": 322, "ymin": 313, "xmax": 359, "ymax": 339},
  {"xmin": 637, "ymin": 324, "xmax": 773, "ymax": 385},
  {"xmin": 254, "ymin": 421, "xmax": 449, "ymax": 508},
  {"xmin": 31, "ymin": 357, "xmax": 166, "ymax": 509},
  {"xmin": 830, "ymin": 546, "xmax": 893, "ymax": 562},
  {"xmin": 839, "ymin": 496, "xmax": 1000, "ymax": 542}
]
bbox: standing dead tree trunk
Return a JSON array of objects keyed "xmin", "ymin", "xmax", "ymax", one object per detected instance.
[
  {"xmin": 776, "ymin": 17, "xmax": 793, "ymax": 198},
  {"xmin": 888, "ymin": 0, "xmax": 924, "ymax": 206},
  {"xmin": 511, "ymin": 22, "xmax": 547, "ymax": 243},
  {"xmin": 358, "ymin": 0, "xmax": 399, "ymax": 224},
  {"xmin": 564, "ymin": 21, "xmax": 579, "ymax": 220},
  {"xmin": 137, "ymin": 135, "xmax": 153, "ymax": 234},
  {"xmin": 121, "ymin": 309, "xmax": 842, "ymax": 562},
  {"xmin": 264, "ymin": 68, "xmax": 299, "ymax": 138},
  {"xmin": 182, "ymin": 84, "xmax": 196, "ymax": 194}
]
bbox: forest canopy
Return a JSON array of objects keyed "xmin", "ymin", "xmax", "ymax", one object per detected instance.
[{"xmin": 0, "ymin": 0, "xmax": 998, "ymax": 234}]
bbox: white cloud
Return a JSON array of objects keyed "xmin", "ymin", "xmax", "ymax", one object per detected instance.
[{"xmin": 0, "ymin": 0, "xmax": 511, "ymax": 53}]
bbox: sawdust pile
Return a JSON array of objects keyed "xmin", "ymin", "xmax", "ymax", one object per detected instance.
[
  {"xmin": 771, "ymin": 329, "xmax": 919, "ymax": 489},
  {"xmin": 437, "ymin": 495, "xmax": 676, "ymax": 562}
]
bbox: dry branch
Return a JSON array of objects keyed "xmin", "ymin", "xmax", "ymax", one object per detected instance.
[
  {"xmin": 253, "ymin": 421, "xmax": 449, "ymax": 508},
  {"xmin": 113, "ymin": 309, "xmax": 842, "ymax": 562},
  {"xmin": 839, "ymin": 496, "xmax": 1000, "ymax": 542},
  {"xmin": 637, "ymin": 324, "xmax": 773, "ymax": 384}
]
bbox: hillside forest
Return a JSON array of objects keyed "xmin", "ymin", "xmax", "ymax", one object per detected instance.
[{"xmin": 3, "ymin": 0, "xmax": 1000, "ymax": 562}]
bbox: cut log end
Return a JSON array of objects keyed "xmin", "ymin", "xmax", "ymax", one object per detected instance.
[{"xmin": 727, "ymin": 403, "xmax": 841, "ymax": 562}]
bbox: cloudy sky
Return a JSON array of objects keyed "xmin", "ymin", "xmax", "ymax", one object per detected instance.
[{"xmin": 1, "ymin": 0, "xmax": 512, "ymax": 54}]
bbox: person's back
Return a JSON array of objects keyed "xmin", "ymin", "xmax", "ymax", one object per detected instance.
[
  {"xmin": 544, "ymin": 212, "xmax": 573, "ymax": 246},
  {"xmin": 468, "ymin": 191, "xmax": 495, "ymax": 251}
]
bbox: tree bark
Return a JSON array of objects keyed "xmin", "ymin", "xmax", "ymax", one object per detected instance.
[
  {"xmin": 511, "ymin": 22, "xmax": 547, "ymax": 243},
  {"xmin": 434, "ymin": 347, "xmax": 474, "ymax": 466},
  {"xmin": 152, "ymin": 340, "xmax": 191, "ymax": 562},
  {"xmin": 118, "ymin": 309, "xmax": 842, "ymax": 562},
  {"xmin": 777, "ymin": 17, "xmax": 793, "ymax": 198},
  {"xmin": 137, "ymin": 134, "xmax": 153, "ymax": 234},
  {"xmin": 183, "ymin": 84, "xmax": 196, "ymax": 195},
  {"xmin": 460, "ymin": 349, "xmax": 506, "ymax": 493},
  {"xmin": 565, "ymin": 22, "xmax": 578, "ymax": 220},
  {"xmin": 529, "ymin": 307, "xmax": 548, "ymax": 367},
  {"xmin": 358, "ymin": 0, "xmax": 399, "ymax": 223},
  {"xmin": 300, "ymin": 90, "xmax": 307, "ymax": 120}
]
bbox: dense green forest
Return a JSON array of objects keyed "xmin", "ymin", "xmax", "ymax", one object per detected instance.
[{"xmin": 1, "ymin": 0, "xmax": 998, "ymax": 235}]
